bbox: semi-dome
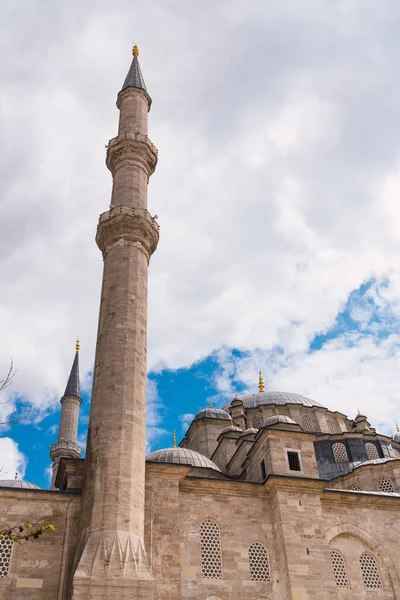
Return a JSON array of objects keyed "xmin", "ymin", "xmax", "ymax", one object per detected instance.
[
  {"xmin": 264, "ymin": 415, "xmax": 298, "ymax": 427},
  {"xmin": 193, "ymin": 407, "xmax": 231, "ymax": 422},
  {"xmin": 223, "ymin": 391, "xmax": 324, "ymax": 410},
  {"xmin": 146, "ymin": 447, "xmax": 221, "ymax": 472},
  {"xmin": 0, "ymin": 479, "xmax": 40, "ymax": 489}
]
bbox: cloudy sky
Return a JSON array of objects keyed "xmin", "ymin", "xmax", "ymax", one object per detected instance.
[{"xmin": 1, "ymin": 0, "xmax": 400, "ymax": 487}]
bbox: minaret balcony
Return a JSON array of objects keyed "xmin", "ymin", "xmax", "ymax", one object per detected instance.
[
  {"xmin": 106, "ymin": 132, "xmax": 158, "ymax": 175},
  {"xmin": 50, "ymin": 440, "xmax": 82, "ymax": 461}
]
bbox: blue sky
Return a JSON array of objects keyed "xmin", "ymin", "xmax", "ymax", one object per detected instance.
[{"xmin": 2, "ymin": 0, "xmax": 400, "ymax": 487}]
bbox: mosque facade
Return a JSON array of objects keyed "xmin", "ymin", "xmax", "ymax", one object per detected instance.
[{"xmin": 1, "ymin": 47, "xmax": 400, "ymax": 600}]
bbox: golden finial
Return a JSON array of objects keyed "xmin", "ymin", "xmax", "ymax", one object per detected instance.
[
  {"xmin": 132, "ymin": 43, "xmax": 139, "ymax": 57},
  {"xmin": 275, "ymin": 406, "xmax": 279, "ymax": 416},
  {"xmin": 76, "ymin": 337, "xmax": 80, "ymax": 352},
  {"xmin": 397, "ymin": 423, "xmax": 400, "ymax": 433},
  {"xmin": 258, "ymin": 371, "xmax": 265, "ymax": 393},
  {"xmin": 230, "ymin": 416, "xmax": 233, "ymax": 425},
  {"xmin": 357, "ymin": 408, "xmax": 361, "ymax": 415},
  {"xmin": 209, "ymin": 399, "xmax": 213, "ymax": 408},
  {"xmin": 173, "ymin": 430, "xmax": 176, "ymax": 448},
  {"xmin": 249, "ymin": 420, "xmax": 253, "ymax": 428}
]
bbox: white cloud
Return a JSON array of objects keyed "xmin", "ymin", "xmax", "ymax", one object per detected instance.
[
  {"xmin": 0, "ymin": 0, "xmax": 400, "ymax": 441},
  {"xmin": 0, "ymin": 437, "xmax": 27, "ymax": 480}
]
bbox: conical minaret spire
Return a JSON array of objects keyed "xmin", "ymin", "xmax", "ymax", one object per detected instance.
[
  {"xmin": 50, "ymin": 340, "xmax": 82, "ymax": 489},
  {"xmin": 73, "ymin": 45, "xmax": 159, "ymax": 596}
]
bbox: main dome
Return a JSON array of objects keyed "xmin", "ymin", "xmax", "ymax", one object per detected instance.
[
  {"xmin": 146, "ymin": 448, "xmax": 221, "ymax": 472},
  {"xmin": 223, "ymin": 391, "xmax": 324, "ymax": 410}
]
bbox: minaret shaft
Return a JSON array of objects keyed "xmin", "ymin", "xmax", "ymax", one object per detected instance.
[{"xmin": 73, "ymin": 50, "xmax": 158, "ymax": 594}]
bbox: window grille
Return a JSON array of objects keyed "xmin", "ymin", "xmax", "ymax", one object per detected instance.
[
  {"xmin": 251, "ymin": 415, "xmax": 262, "ymax": 430},
  {"xmin": 200, "ymin": 519, "xmax": 222, "ymax": 579},
  {"xmin": 248, "ymin": 542, "xmax": 271, "ymax": 581},
  {"xmin": 350, "ymin": 485, "xmax": 361, "ymax": 491},
  {"xmin": 365, "ymin": 442, "xmax": 379, "ymax": 460},
  {"xmin": 302, "ymin": 415, "xmax": 314, "ymax": 432},
  {"xmin": 330, "ymin": 550, "xmax": 350, "ymax": 589},
  {"xmin": 377, "ymin": 476, "xmax": 395, "ymax": 493},
  {"xmin": 287, "ymin": 451, "xmax": 301, "ymax": 471},
  {"xmin": 359, "ymin": 553, "xmax": 382, "ymax": 590},
  {"xmin": 327, "ymin": 418, "xmax": 336, "ymax": 434},
  {"xmin": 332, "ymin": 442, "xmax": 348, "ymax": 463},
  {"xmin": 0, "ymin": 535, "xmax": 13, "ymax": 578}
]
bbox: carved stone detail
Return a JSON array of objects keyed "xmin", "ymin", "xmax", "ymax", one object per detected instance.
[
  {"xmin": 106, "ymin": 134, "xmax": 158, "ymax": 176},
  {"xmin": 96, "ymin": 208, "xmax": 159, "ymax": 259}
]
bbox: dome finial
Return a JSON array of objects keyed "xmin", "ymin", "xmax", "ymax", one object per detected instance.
[
  {"xmin": 172, "ymin": 430, "xmax": 177, "ymax": 448},
  {"xmin": 258, "ymin": 371, "xmax": 265, "ymax": 393},
  {"xmin": 76, "ymin": 337, "xmax": 80, "ymax": 352},
  {"xmin": 132, "ymin": 43, "xmax": 139, "ymax": 57},
  {"xmin": 357, "ymin": 408, "xmax": 361, "ymax": 415},
  {"xmin": 249, "ymin": 420, "xmax": 253, "ymax": 428},
  {"xmin": 209, "ymin": 398, "xmax": 213, "ymax": 408},
  {"xmin": 397, "ymin": 423, "xmax": 400, "ymax": 433},
  {"xmin": 275, "ymin": 406, "xmax": 279, "ymax": 416}
]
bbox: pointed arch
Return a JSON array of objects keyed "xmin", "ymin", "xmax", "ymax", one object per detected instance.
[
  {"xmin": 200, "ymin": 519, "xmax": 222, "ymax": 579},
  {"xmin": 326, "ymin": 523, "xmax": 400, "ymax": 591},
  {"xmin": 248, "ymin": 541, "xmax": 271, "ymax": 581},
  {"xmin": 359, "ymin": 552, "xmax": 382, "ymax": 590}
]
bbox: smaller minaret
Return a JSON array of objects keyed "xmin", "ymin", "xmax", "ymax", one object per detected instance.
[{"xmin": 50, "ymin": 340, "xmax": 82, "ymax": 488}]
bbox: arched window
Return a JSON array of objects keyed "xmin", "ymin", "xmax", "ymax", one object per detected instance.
[
  {"xmin": 332, "ymin": 442, "xmax": 349, "ymax": 463},
  {"xmin": 330, "ymin": 550, "xmax": 350, "ymax": 588},
  {"xmin": 0, "ymin": 536, "xmax": 13, "ymax": 578},
  {"xmin": 248, "ymin": 542, "xmax": 271, "ymax": 582},
  {"xmin": 200, "ymin": 519, "xmax": 222, "ymax": 579},
  {"xmin": 365, "ymin": 442, "xmax": 379, "ymax": 460},
  {"xmin": 302, "ymin": 415, "xmax": 314, "ymax": 432},
  {"xmin": 350, "ymin": 484, "xmax": 361, "ymax": 491},
  {"xmin": 359, "ymin": 552, "xmax": 382, "ymax": 590},
  {"xmin": 327, "ymin": 418, "xmax": 336, "ymax": 434},
  {"xmin": 251, "ymin": 415, "xmax": 262, "ymax": 430},
  {"xmin": 377, "ymin": 476, "xmax": 395, "ymax": 493}
]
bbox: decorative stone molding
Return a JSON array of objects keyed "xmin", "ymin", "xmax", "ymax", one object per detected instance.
[
  {"xmin": 106, "ymin": 134, "xmax": 158, "ymax": 176},
  {"xmin": 74, "ymin": 530, "xmax": 153, "ymax": 581},
  {"xmin": 96, "ymin": 207, "xmax": 159, "ymax": 260},
  {"xmin": 50, "ymin": 440, "xmax": 81, "ymax": 461}
]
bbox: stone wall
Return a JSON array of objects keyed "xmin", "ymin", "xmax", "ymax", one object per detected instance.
[{"xmin": 0, "ymin": 488, "xmax": 80, "ymax": 599}]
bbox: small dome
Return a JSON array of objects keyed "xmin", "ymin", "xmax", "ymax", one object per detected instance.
[
  {"xmin": 220, "ymin": 425, "xmax": 243, "ymax": 435},
  {"xmin": 240, "ymin": 427, "xmax": 258, "ymax": 436},
  {"xmin": 0, "ymin": 479, "xmax": 40, "ymax": 489},
  {"xmin": 146, "ymin": 447, "xmax": 221, "ymax": 472},
  {"xmin": 264, "ymin": 415, "xmax": 297, "ymax": 427},
  {"xmin": 193, "ymin": 407, "xmax": 231, "ymax": 422}
]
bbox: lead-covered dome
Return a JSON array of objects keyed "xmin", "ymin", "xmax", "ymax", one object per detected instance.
[
  {"xmin": 146, "ymin": 447, "xmax": 221, "ymax": 472},
  {"xmin": 0, "ymin": 479, "xmax": 40, "ymax": 489},
  {"xmin": 194, "ymin": 407, "xmax": 230, "ymax": 422},
  {"xmin": 264, "ymin": 415, "xmax": 297, "ymax": 427},
  {"xmin": 223, "ymin": 391, "xmax": 324, "ymax": 410},
  {"xmin": 220, "ymin": 425, "xmax": 243, "ymax": 435}
]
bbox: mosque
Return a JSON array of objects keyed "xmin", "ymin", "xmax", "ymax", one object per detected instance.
[{"xmin": 0, "ymin": 46, "xmax": 400, "ymax": 600}]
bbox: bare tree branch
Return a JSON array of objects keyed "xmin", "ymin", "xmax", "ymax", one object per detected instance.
[{"xmin": 0, "ymin": 359, "xmax": 16, "ymax": 394}]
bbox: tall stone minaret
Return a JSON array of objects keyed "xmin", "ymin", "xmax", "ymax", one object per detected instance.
[
  {"xmin": 50, "ymin": 340, "xmax": 82, "ymax": 489},
  {"xmin": 73, "ymin": 45, "xmax": 159, "ymax": 598}
]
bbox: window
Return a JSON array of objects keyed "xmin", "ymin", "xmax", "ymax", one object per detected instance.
[
  {"xmin": 260, "ymin": 459, "xmax": 267, "ymax": 481},
  {"xmin": 332, "ymin": 442, "xmax": 349, "ymax": 463},
  {"xmin": 330, "ymin": 550, "xmax": 349, "ymax": 589},
  {"xmin": 302, "ymin": 415, "xmax": 314, "ymax": 432},
  {"xmin": 200, "ymin": 519, "xmax": 222, "ymax": 579},
  {"xmin": 359, "ymin": 553, "xmax": 382, "ymax": 590},
  {"xmin": 377, "ymin": 476, "xmax": 395, "ymax": 493},
  {"xmin": 287, "ymin": 451, "xmax": 301, "ymax": 471},
  {"xmin": 350, "ymin": 485, "xmax": 361, "ymax": 491},
  {"xmin": 251, "ymin": 415, "xmax": 262, "ymax": 430},
  {"xmin": 327, "ymin": 418, "xmax": 336, "ymax": 434},
  {"xmin": 365, "ymin": 442, "xmax": 379, "ymax": 460},
  {"xmin": 248, "ymin": 542, "xmax": 271, "ymax": 581},
  {"xmin": 0, "ymin": 535, "xmax": 13, "ymax": 578}
]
